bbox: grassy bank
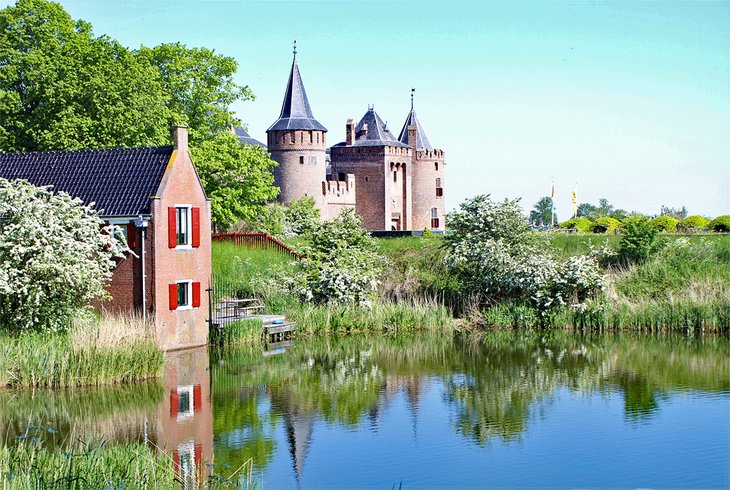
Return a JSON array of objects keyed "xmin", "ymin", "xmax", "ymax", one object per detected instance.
[
  {"xmin": 0, "ymin": 314, "xmax": 163, "ymax": 388},
  {"xmin": 0, "ymin": 439, "xmax": 175, "ymax": 489}
]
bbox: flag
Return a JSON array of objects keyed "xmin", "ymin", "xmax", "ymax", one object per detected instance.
[
  {"xmin": 550, "ymin": 181, "xmax": 555, "ymax": 227},
  {"xmin": 571, "ymin": 185, "xmax": 578, "ymax": 218}
]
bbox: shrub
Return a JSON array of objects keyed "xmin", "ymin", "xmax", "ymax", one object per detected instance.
[
  {"xmin": 286, "ymin": 197, "xmax": 320, "ymax": 235},
  {"xmin": 445, "ymin": 195, "xmax": 605, "ymax": 315},
  {"xmin": 679, "ymin": 215, "xmax": 710, "ymax": 231},
  {"xmin": 650, "ymin": 216, "xmax": 679, "ymax": 232},
  {"xmin": 593, "ymin": 217, "xmax": 622, "ymax": 234},
  {"xmin": 0, "ymin": 179, "xmax": 126, "ymax": 330},
  {"xmin": 709, "ymin": 215, "xmax": 730, "ymax": 233},
  {"xmin": 559, "ymin": 217, "xmax": 594, "ymax": 233},
  {"xmin": 617, "ymin": 216, "xmax": 659, "ymax": 264},
  {"xmin": 296, "ymin": 209, "xmax": 384, "ymax": 306}
]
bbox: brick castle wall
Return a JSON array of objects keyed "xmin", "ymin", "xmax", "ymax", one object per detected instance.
[
  {"xmin": 268, "ymin": 129, "xmax": 328, "ymax": 209},
  {"xmin": 410, "ymin": 149, "xmax": 445, "ymax": 230}
]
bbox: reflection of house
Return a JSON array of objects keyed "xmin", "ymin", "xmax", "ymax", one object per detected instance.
[
  {"xmin": 0, "ymin": 126, "xmax": 211, "ymax": 349},
  {"xmin": 157, "ymin": 347, "xmax": 213, "ymax": 487}
]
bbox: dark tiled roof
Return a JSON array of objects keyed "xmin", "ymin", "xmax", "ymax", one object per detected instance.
[
  {"xmin": 0, "ymin": 146, "xmax": 173, "ymax": 217},
  {"xmin": 398, "ymin": 108, "xmax": 433, "ymax": 150},
  {"xmin": 335, "ymin": 107, "xmax": 410, "ymax": 148},
  {"xmin": 267, "ymin": 59, "xmax": 327, "ymax": 132},
  {"xmin": 233, "ymin": 127, "xmax": 267, "ymax": 149}
]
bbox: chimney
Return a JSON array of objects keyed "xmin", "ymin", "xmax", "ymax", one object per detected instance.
[
  {"xmin": 407, "ymin": 124, "xmax": 417, "ymax": 148},
  {"xmin": 345, "ymin": 119, "xmax": 355, "ymax": 146},
  {"xmin": 173, "ymin": 125, "xmax": 188, "ymax": 152}
]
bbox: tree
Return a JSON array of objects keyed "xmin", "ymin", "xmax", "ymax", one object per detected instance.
[
  {"xmin": 595, "ymin": 198, "xmax": 614, "ymax": 218},
  {"xmin": 137, "ymin": 42, "xmax": 253, "ymax": 142},
  {"xmin": 617, "ymin": 216, "xmax": 659, "ymax": 264},
  {"xmin": 0, "ymin": 178, "xmax": 125, "ymax": 330},
  {"xmin": 577, "ymin": 203, "xmax": 597, "ymax": 219},
  {"xmin": 529, "ymin": 196, "xmax": 555, "ymax": 227},
  {"xmin": 0, "ymin": 0, "xmax": 171, "ymax": 152},
  {"xmin": 660, "ymin": 205, "xmax": 688, "ymax": 221},
  {"xmin": 190, "ymin": 133, "xmax": 279, "ymax": 229}
]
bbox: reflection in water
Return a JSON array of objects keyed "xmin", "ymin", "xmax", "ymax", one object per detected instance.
[{"xmin": 1, "ymin": 333, "xmax": 728, "ymax": 488}]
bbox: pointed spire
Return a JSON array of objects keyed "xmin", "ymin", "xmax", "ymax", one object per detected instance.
[
  {"xmin": 398, "ymin": 90, "xmax": 433, "ymax": 150},
  {"xmin": 267, "ymin": 45, "xmax": 327, "ymax": 132}
]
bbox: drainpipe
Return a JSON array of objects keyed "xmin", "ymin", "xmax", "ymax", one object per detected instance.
[{"xmin": 135, "ymin": 216, "xmax": 150, "ymax": 324}]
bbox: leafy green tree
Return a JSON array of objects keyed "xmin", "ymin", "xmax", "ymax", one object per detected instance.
[
  {"xmin": 136, "ymin": 42, "xmax": 253, "ymax": 142},
  {"xmin": 0, "ymin": 0, "xmax": 170, "ymax": 152},
  {"xmin": 529, "ymin": 196, "xmax": 555, "ymax": 227},
  {"xmin": 660, "ymin": 205, "xmax": 688, "ymax": 221},
  {"xmin": 709, "ymin": 215, "xmax": 730, "ymax": 233},
  {"xmin": 190, "ymin": 133, "xmax": 279, "ymax": 230},
  {"xmin": 577, "ymin": 203, "xmax": 597, "ymax": 219},
  {"xmin": 595, "ymin": 198, "xmax": 614, "ymax": 218},
  {"xmin": 0, "ymin": 179, "xmax": 126, "ymax": 330},
  {"xmin": 649, "ymin": 216, "xmax": 679, "ymax": 232},
  {"xmin": 679, "ymin": 215, "xmax": 710, "ymax": 231}
]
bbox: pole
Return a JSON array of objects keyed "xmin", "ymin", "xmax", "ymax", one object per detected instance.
[{"xmin": 141, "ymin": 225, "xmax": 147, "ymax": 325}]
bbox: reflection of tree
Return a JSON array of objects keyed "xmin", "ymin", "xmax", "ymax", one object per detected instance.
[{"xmin": 210, "ymin": 332, "xmax": 730, "ymax": 475}]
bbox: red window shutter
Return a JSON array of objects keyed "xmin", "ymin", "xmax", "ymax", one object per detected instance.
[
  {"xmin": 191, "ymin": 207, "xmax": 200, "ymax": 248},
  {"xmin": 194, "ymin": 444, "xmax": 203, "ymax": 467},
  {"xmin": 169, "ymin": 283, "xmax": 178, "ymax": 310},
  {"xmin": 169, "ymin": 390, "xmax": 179, "ymax": 418},
  {"xmin": 193, "ymin": 384, "xmax": 202, "ymax": 412},
  {"xmin": 168, "ymin": 207, "xmax": 177, "ymax": 248},
  {"xmin": 192, "ymin": 282, "xmax": 201, "ymax": 307},
  {"xmin": 127, "ymin": 222, "xmax": 137, "ymax": 249},
  {"xmin": 172, "ymin": 450, "xmax": 180, "ymax": 473}
]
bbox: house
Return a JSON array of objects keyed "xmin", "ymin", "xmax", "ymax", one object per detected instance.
[{"xmin": 0, "ymin": 126, "xmax": 211, "ymax": 350}]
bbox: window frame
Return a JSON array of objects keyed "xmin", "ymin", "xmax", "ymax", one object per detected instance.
[
  {"xmin": 175, "ymin": 205, "xmax": 192, "ymax": 249},
  {"xmin": 176, "ymin": 280, "xmax": 192, "ymax": 310}
]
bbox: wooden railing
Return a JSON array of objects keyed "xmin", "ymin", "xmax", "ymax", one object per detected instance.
[{"xmin": 212, "ymin": 232, "xmax": 303, "ymax": 259}]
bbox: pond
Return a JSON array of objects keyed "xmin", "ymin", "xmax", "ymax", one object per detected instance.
[{"xmin": 2, "ymin": 331, "xmax": 729, "ymax": 488}]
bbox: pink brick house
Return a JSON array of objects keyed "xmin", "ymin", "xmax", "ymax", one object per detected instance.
[{"xmin": 0, "ymin": 126, "xmax": 211, "ymax": 350}]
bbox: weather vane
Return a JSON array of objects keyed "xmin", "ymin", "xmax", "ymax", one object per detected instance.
[
  {"xmin": 411, "ymin": 87, "xmax": 415, "ymax": 109},
  {"xmin": 293, "ymin": 39, "xmax": 297, "ymax": 59}
]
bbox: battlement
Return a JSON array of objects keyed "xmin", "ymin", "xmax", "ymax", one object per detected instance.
[
  {"xmin": 321, "ymin": 173, "xmax": 356, "ymax": 220},
  {"xmin": 416, "ymin": 148, "xmax": 445, "ymax": 159}
]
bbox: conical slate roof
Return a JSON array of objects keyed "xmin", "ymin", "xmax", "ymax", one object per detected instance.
[
  {"xmin": 232, "ymin": 127, "xmax": 267, "ymax": 149},
  {"xmin": 398, "ymin": 107, "xmax": 432, "ymax": 150},
  {"xmin": 267, "ymin": 58, "xmax": 326, "ymax": 132}
]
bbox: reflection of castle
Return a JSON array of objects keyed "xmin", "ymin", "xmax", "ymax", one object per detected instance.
[{"xmin": 258, "ymin": 48, "xmax": 446, "ymax": 231}]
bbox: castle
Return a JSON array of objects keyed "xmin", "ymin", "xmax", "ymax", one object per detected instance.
[{"xmin": 257, "ymin": 50, "xmax": 446, "ymax": 231}]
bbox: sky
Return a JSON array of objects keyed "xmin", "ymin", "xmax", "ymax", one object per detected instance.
[{"xmin": 4, "ymin": 0, "xmax": 728, "ymax": 217}]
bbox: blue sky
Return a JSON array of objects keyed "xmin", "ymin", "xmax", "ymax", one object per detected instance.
[{"xmin": 5, "ymin": 0, "xmax": 729, "ymax": 217}]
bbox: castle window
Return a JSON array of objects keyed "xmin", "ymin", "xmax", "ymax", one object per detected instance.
[
  {"xmin": 309, "ymin": 131, "xmax": 313, "ymax": 143},
  {"xmin": 365, "ymin": 176, "xmax": 369, "ymax": 182},
  {"xmin": 299, "ymin": 156, "xmax": 304, "ymax": 164},
  {"xmin": 309, "ymin": 156, "xmax": 317, "ymax": 165},
  {"xmin": 393, "ymin": 171, "xmax": 397, "ymax": 183},
  {"xmin": 290, "ymin": 132, "xmax": 296, "ymax": 144},
  {"xmin": 317, "ymin": 132, "xmax": 320, "ymax": 144},
  {"xmin": 436, "ymin": 178, "xmax": 443, "ymax": 197},
  {"xmin": 431, "ymin": 208, "xmax": 439, "ymax": 229},
  {"xmin": 435, "ymin": 162, "xmax": 439, "ymax": 171}
]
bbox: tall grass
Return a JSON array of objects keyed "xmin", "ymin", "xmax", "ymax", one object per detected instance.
[
  {"xmin": 0, "ymin": 314, "xmax": 163, "ymax": 388},
  {"xmin": 210, "ymin": 318, "xmax": 263, "ymax": 347},
  {"xmin": 0, "ymin": 438, "xmax": 176, "ymax": 489}
]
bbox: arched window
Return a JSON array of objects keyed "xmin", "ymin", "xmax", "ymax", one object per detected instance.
[{"xmin": 431, "ymin": 208, "xmax": 439, "ymax": 229}]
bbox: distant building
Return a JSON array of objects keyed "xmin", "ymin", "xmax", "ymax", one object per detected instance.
[
  {"xmin": 264, "ymin": 51, "xmax": 445, "ymax": 230},
  {"xmin": 0, "ymin": 126, "xmax": 211, "ymax": 350}
]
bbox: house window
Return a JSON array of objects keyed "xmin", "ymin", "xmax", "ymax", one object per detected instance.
[
  {"xmin": 176, "ymin": 207, "xmax": 189, "ymax": 246},
  {"xmin": 177, "ymin": 281, "xmax": 190, "ymax": 308}
]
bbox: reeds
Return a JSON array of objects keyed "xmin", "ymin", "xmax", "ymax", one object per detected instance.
[
  {"xmin": 0, "ymin": 437, "xmax": 176, "ymax": 489},
  {"xmin": 209, "ymin": 318, "xmax": 263, "ymax": 347},
  {"xmin": 0, "ymin": 313, "xmax": 163, "ymax": 388}
]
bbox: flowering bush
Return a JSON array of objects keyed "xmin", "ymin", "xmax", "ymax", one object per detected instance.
[
  {"xmin": 0, "ymin": 179, "xmax": 126, "ymax": 330},
  {"xmin": 445, "ymin": 195, "xmax": 605, "ymax": 314},
  {"xmin": 295, "ymin": 209, "xmax": 384, "ymax": 306}
]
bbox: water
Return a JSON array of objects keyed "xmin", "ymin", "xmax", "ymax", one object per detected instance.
[{"xmin": 2, "ymin": 332, "xmax": 729, "ymax": 488}]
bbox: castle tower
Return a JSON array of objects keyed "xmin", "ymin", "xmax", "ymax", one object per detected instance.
[
  {"xmin": 267, "ymin": 46, "xmax": 328, "ymax": 208},
  {"xmin": 398, "ymin": 90, "xmax": 445, "ymax": 230}
]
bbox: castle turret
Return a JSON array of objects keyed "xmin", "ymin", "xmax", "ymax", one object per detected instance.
[
  {"xmin": 267, "ymin": 46, "xmax": 328, "ymax": 208},
  {"xmin": 398, "ymin": 90, "xmax": 445, "ymax": 231}
]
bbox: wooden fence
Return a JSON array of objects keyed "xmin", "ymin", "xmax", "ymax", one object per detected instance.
[{"xmin": 212, "ymin": 232, "xmax": 303, "ymax": 259}]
